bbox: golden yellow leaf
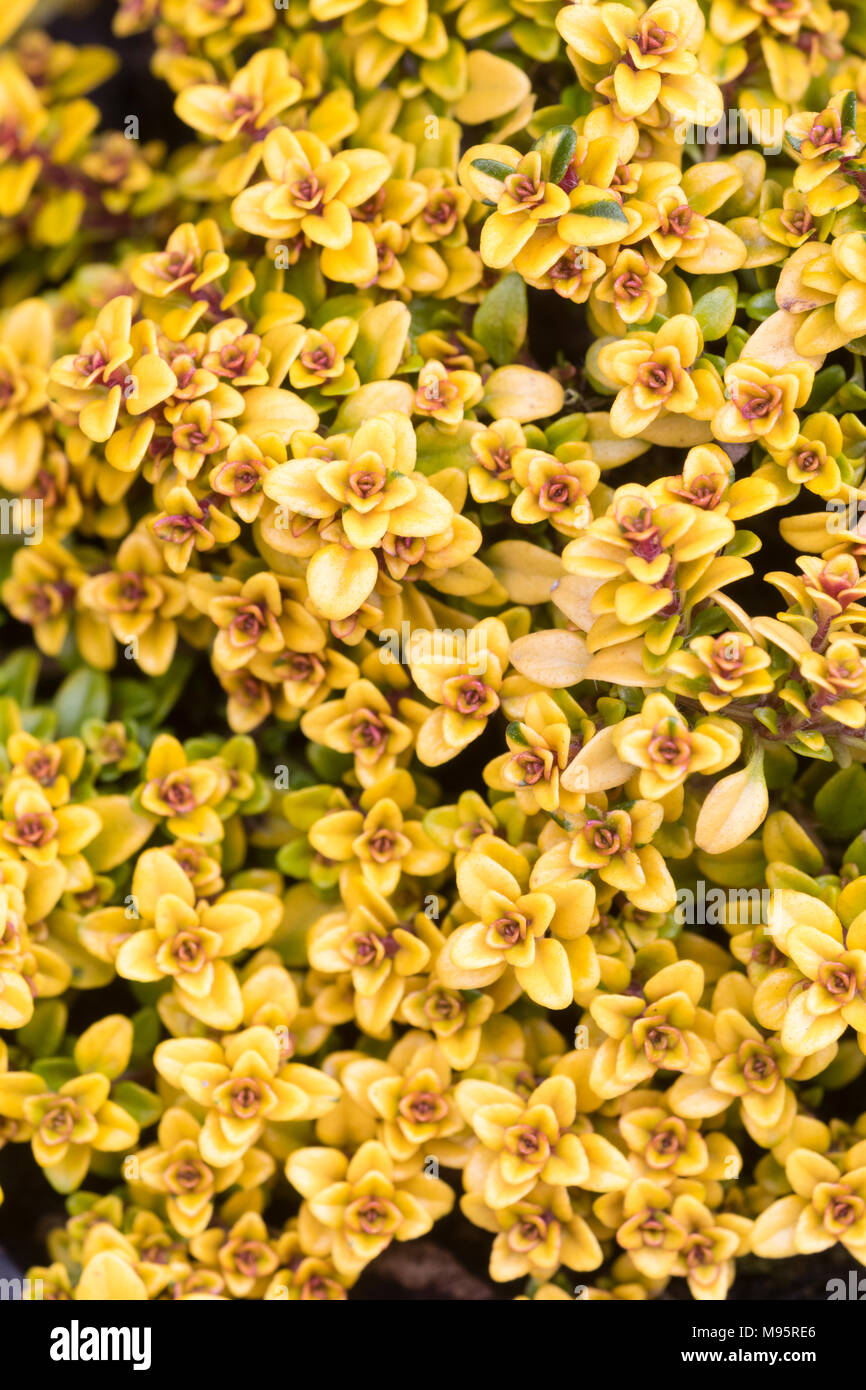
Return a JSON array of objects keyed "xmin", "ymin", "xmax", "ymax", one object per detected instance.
[{"xmin": 694, "ymin": 748, "xmax": 768, "ymax": 854}]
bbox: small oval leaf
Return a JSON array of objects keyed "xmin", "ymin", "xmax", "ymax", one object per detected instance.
[{"xmin": 695, "ymin": 748, "xmax": 769, "ymax": 854}]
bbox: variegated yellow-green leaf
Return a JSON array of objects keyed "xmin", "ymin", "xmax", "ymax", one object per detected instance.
[{"xmin": 533, "ymin": 123, "xmax": 577, "ymax": 184}]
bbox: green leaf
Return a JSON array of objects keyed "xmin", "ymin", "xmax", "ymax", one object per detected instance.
[
  {"xmin": 241, "ymin": 773, "xmax": 272, "ymax": 816},
  {"xmin": 701, "ymin": 350, "xmax": 727, "ymax": 376},
  {"xmin": 844, "ymin": 830, "xmax": 866, "ymax": 876},
  {"xmin": 814, "ymin": 1047, "xmax": 866, "ymax": 1091},
  {"xmin": 744, "ymin": 289, "xmax": 778, "ymax": 322},
  {"xmin": 535, "ymin": 124, "xmax": 577, "ymax": 185},
  {"xmin": 688, "ymin": 605, "xmax": 730, "ymax": 640},
  {"xmin": 184, "ymin": 735, "xmax": 220, "ymax": 760},
  {"xmin": 407, "ymin": 296, "xmax": 452, "ymax": 344},
  {"xmin": 112, "ymin": 679, "xmax": 154, "ymax": 720},
  {"xmin": 544, "ymin": 413, "xmax": 588, "ymax": 450},
  {"xmin": 472, "ymin": 273, "xmax": 527, "ymax": 366},
  {"xmin": 563, "ymin": 83, "xmax": 594, "ymax": 118},
  {"xmin": 842, "ymin": 91, "xmax": 857, "ymax": 133},
  {"xmin": 529, "ymin": 104, "xmax": 579, "ymax": 137},
  {"xmin": 815, "ymin": 764, "xmax": 866, "ymax": 839},
  {"xmin": 24, "ymin": 707, "xmax": 56, "ymax": 740},
  {"xmin": 0, "ymin": 650, "xmax": 40, "ymax": 707},
  {"xmin": 54, "ymin": 669, "xmax": 109, "ymax": 737},
  {"xmin": 755, "ymin": 706, "xmax": 779, "ymax": 735},
  {"xmin": 111, "ymin": 1081, "xmax": 162, "ymax": 1128},
  {"xmin": 511, "ymin": 19, "xmax": 560, "ymax": 59},
  {"xmin": 725, "ymin": 529, "xmax": 760, "ymax": 558},
  {"xmin": 763, "ymin": 744, "xmax": 798, "ymax": 789},
  {"xmin": 275, "ymin": 839, "xmax": 312, "ymax": 878},
  {"xmin": 416, "ymin": 419, "xmax": 481, "ymax": 474},
  {"xmin": 15, "ymin": 1001, "xmax": 68, "ymax": 1059},
  {"xmin": 576, "ymin": 198, "xmax": 628, "ymax": 224},
  {"xmin": 131, "ymin": 1007, "xmax": 161, "ymax": 1062},
  {"xmin": 790, "ymin": 734, "xmax": 834, "ymax": 761},
  {"xmin": 725, "ymin": 326, "xmax": 750, "ymax": 365},
  {"xmin": 148, "ymin": 649, "xmax": 195, "ymax": 729},
  {"xmin": 281, "ymin": 256, "xmax": 327, "ymax": 318},
  {"xmin": 658, "ymin": 913, "xmax": 684, "ymax": 940},
  {"xmin": 834, "ymin": 381, "xmax": 866, "ymax": 411},
  {"xmin": 310, "ymin": 295, "xmax": 373, "ymax": 328},
  {"xmin": 643, "ymin": 647, "xmax": 672, "ymax": 674},
  {"xmin": 479, "ymin": 501, "xmax": 505, "ymax": 526},
  {"xmin": 32, "ymin": 1058, "xmax": 79, "ymax": 1089},
  {"xmin": 471, "ymin": 157, "xmax": 514, "ymax": 182},
  {"xmin": 307, "ymin": 743, "xmax": 352, "ymax": 781},
  {"xmin": 128, "ymin": 979, "xmax": 169, "ymax": 1006},
  {"xmin": 64, "ymin": 1193, "xmax": 100, "ymax": 1217},
  {"xmin": 693, "ymin": 286, "xmax": 737, "ymax": 340},
  {"xmin": 691, "ymin": 273, "xmax": 738, "ymax": 302},
  {"xmin": 0, "ymin": 695, "xmax": 20, "ymax": 745},
  {"xmin": 808, "ymin": 364, "xmax": 847, "ymax": 411},
  {"xmin": 283, "ymin": 785, "xmax": 337, "ymax": 831},
  {"xmin": 595, "ymin": 696, "xmax": 627, "ymax": 725}
]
